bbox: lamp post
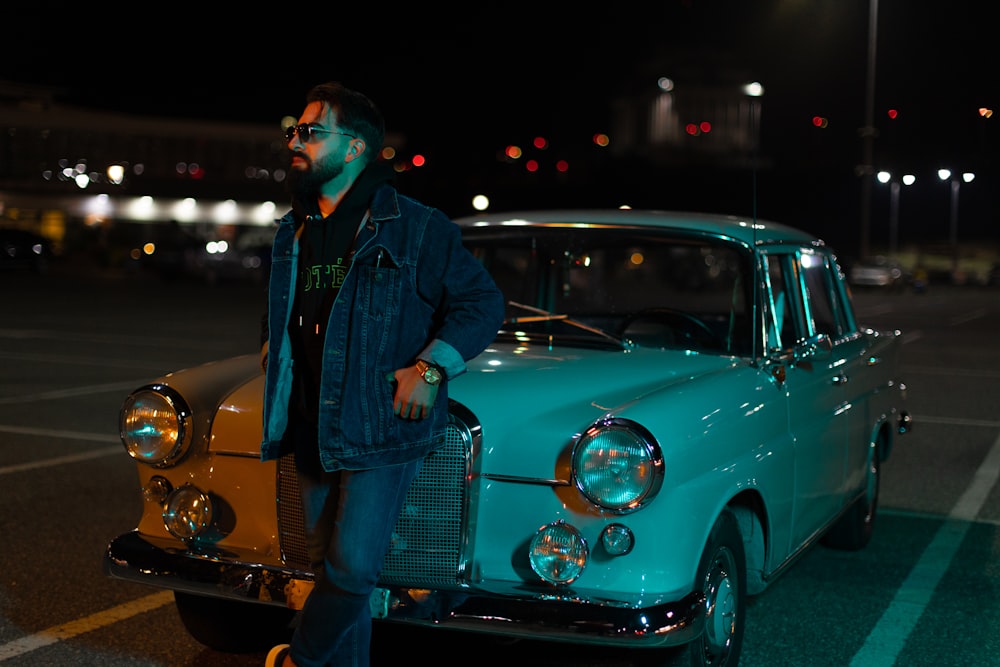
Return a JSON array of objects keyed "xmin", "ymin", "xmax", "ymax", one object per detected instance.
[
  {"xmin": 876, "ymin": 171, "xmax": 915, "ymax": 259},
  {"xmin": 937, "ymin": 168, "xmax": 975, "ymax": 275},
  {"xmin": 858, "ymin": 0, "xmax": 880, "ymax": 258}
]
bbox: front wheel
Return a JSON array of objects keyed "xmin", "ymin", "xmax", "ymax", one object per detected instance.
[
  {"xmin": 173, "ymin": 591, "xmax": 295, "ymax": 653},
  {"xmin": 683, "ymin": 509, "xmax": 747, "ymax": 667}
]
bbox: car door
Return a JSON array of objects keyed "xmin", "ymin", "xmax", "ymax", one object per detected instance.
[{"xmin": 764, "ymin": 248, "xmax": 851, "ymax": 549}]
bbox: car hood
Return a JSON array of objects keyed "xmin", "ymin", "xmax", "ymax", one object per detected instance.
[
  {"xmin": 449, "ymin": 343, "xmax": 747, "ymax": 478},
  {"xmin": 195, "ymin": 346, "xmax": 747, "ymax": 475}
]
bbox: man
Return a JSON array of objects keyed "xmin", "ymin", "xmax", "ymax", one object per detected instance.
[{"xmin": 260, "ymin": 82, "xmax": 505, "ymax": 667}]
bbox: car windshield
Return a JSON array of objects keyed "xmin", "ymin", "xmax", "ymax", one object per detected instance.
[{"xmin": 464, "ymin": 226, "xmax": 755, "ymax": 355}]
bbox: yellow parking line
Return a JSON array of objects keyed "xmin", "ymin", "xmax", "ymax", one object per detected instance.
[{"xmin": 0, "ymin": 590, "xmax": 175, "ymax": 661}]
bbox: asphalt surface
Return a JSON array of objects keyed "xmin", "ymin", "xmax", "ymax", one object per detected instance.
[{"xmin": 1, "ymin": 259, "xmax": 998, "ymax": 666}]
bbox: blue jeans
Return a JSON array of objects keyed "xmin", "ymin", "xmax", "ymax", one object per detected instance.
[{"xmin": 289, "ymin": 457, "xmax": 422, "ymax": 667}]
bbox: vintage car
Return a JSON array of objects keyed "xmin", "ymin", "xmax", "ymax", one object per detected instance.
[{"xmin": 104, "ymin": 209, "xmax": 911, "ymax": 666}]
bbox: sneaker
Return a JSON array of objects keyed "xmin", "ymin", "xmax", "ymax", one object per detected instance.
[{"xmin": 265, "ymin": 644, "xmax": 290, "ymax": 667}]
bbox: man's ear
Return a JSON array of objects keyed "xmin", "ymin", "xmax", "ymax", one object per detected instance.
[{"xmin": 345, "ymin": 139, "xmax": 367, "ymax": 163}]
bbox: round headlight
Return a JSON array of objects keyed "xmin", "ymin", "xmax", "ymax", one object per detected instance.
[
  {"xmin": 529, "ymin": 521, "xmax": 588, "ymax": 585},
  {"xmin": 163, "ymin": 484, "xmax": 213, "ymax": 539},
  {"xmin": 572, "ymin": 418, "xmax": 664, "ymax": 512},
  {"xmin": 119, "ymin": 385, "xmax": 192, "ymax": 467}
]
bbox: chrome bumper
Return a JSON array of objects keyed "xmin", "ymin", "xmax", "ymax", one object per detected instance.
[
  {"xmin": 103, "ymin": 531, "xmax": 301, "ymax": 605},
  {"xmin": 104, "ymin": 530, "xmax": 705, "ymax": 648}
]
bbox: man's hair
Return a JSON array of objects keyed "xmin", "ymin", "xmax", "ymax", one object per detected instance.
[{"xmin": 306, "ymin": 82, "xmax": 385, "ymax": 164}]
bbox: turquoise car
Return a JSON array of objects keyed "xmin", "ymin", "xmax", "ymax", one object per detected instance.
[{"xmin": 105, "ymin": 209, "xmax": 911, "ymax": 666}]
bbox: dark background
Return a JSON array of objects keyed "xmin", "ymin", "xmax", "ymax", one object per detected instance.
[{"xmin": 2, "ymin": 1, "xmax": 996, "ymax": 251}]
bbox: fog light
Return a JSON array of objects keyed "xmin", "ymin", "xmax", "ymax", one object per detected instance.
[
  {"xmin": 529, "ymin": 521, "xmax": 587, "ymax": 585},
  {"xmin": 601, "ymin": 523, "xmax": 635, "ymax": 556},
  {"xmin": 163, "ymin": 484, "xmax": 213, "ymax": 539}
]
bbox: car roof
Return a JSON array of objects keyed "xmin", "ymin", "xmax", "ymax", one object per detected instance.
[{"xmin": 455, "ymin": 209, "xmax": 823, "ymax": 248}]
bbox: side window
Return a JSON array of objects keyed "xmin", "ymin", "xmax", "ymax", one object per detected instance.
[
  {"xmin": 764, "ymin": 253, "xmax": 802, "ymax": 349},
  {"xmin": 800, "ymin": 252, "xmax": 850, "ymax": 339}
]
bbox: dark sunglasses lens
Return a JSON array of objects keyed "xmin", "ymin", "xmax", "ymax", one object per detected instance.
[{"xmin": 285, "ymin": 124, "xmax": 312, "ymax": 141}]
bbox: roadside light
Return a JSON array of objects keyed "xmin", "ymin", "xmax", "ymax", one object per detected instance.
[{"xmin": 107, "ymin": 164, "xmax": 125, "ymax": 184}]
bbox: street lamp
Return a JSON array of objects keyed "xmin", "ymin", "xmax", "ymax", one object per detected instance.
[
  {"xmin": 876, "ymin": 171, "xmax": 915, "ymax": 259},
  {"xmin": 937, "ymin": 169, "xmax": 975, "ymax": 274}
]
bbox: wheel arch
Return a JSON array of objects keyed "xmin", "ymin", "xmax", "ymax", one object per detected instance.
[
  {"xmin": 873, "ymin": 414, "xmax": 895, "ymax": 462},
  {"xmin": 726, "ymin": 490, "xmax": 769, "ymax": 595}
]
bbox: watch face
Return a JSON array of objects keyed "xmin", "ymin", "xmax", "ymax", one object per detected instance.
[
  {"xmin": 423, "ymin": 367, "xmax": 442, "ymax": 385},
  {"xmin": 417, "ymin": 360, "xmax": 442, "ymax": 385}
]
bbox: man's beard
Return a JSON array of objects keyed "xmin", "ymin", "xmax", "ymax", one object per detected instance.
[{"xmin": 286, "ymin": 151, "xmax": 346, "ymax": 195}]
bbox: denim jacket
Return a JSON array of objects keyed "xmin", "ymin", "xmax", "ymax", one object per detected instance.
[{"xmin": 260, "ymin": 184, "xmax": 505, "ymax": 470}]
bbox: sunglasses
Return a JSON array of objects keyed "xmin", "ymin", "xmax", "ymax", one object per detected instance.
[{"xmin": 284, "ymin": 123, "xmax": 357, "ymax": 143}]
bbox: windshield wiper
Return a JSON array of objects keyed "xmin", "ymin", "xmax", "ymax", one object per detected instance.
[{"xmin": 505, "ymin": 301, "xmax": 628, "ymax": 347}]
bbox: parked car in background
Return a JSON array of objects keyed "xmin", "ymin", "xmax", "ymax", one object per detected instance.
[
  {"xmin": 848, "ymin": 255, "xmax": 907, "ymax": 290},
  {"xmin": 0, "ymin": 227, "xmax": 53, "ymax": 273},
  {"xmin": 104, "ymin": 209, "xmax": 911, "ymax": 667},
  {"xmin": 147, "ymin": 231, "xmax": 271, "ymax": 284}
]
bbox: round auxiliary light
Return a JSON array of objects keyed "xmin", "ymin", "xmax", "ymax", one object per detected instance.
[
  {"xmin": 601, "ymin": 523, "xmax": 635, "ymax": 556},
  {"xmin": 529, "ymin": 521, "xmax": 588, "ymax": 585},
  {"xmin": 162, "ymin": 484, "xmax": 213, "ymax": 540},
  {"xmin": 142, "ymin": 476, "xmax": 173, "ymax": 505}
]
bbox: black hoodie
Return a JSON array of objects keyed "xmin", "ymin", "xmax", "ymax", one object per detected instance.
[{"xmin": 288, "ymin": 163, "xmax": 395, "ymax": 424}]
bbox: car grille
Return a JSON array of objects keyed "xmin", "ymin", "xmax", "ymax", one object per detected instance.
[{"xmin": 277, "ymin": 410, "xmax": 475, "ymax": 587}]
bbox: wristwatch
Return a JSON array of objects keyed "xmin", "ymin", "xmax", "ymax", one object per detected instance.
[{"xmin": 415, "ymin": 359, "xmax": 443, "ymax": 385}]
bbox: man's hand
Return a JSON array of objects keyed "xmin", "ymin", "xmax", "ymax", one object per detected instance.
[{"xmin": 388, "ymin": 365, "xmax": 439, "ymax": 420}]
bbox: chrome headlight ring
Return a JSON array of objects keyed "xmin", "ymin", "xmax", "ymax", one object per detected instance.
[
  {"xmin": 571, "ymin": 417, "xmax": 664, "ymax": 513},
  {"xmin": 119, "ymin": 384, "xmax": 193, "ymax": 468}
]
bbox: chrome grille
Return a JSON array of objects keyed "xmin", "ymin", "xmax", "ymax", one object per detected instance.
[
  {"xmin": 277, "ymin": 411, "xmax": 474, "ymax": 587},
  {"xmin": 277, "ymin": 453, "xmax": 309, "ymax": 570}
]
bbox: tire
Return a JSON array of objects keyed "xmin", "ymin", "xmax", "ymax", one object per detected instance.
[
  {"xmin": 677, "ymin": 509, "xmax": 747, "ymax": 667},
  {"xmin": 822, "ymin": 446, "xmax": 881, "ymax": 551},
  {"xmin": 173, "ymin": 591, "xmax": 295, "ymax": 653}
]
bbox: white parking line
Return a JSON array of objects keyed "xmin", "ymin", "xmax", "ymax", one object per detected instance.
[
  {"xmin": 0, "ymin": 380, "xmax": 147, "ymax": 405},
  {"xmin": 949, "ymin": 308, "xmax": 988, "ymax": 326},
  {"xmin": 0, "ymin": 591, "xmax": 175, "ymax": 661},
  {"xmin": 0, "ymin": 425, "xmax": 120, "ymax": 475},
  {"xmin": 0, "ymin": 445, "xmax": 121, "ymax": 475},
  {"xmin": 851, "ymin": 429, "xmax": 1000, "ymax": 666}
]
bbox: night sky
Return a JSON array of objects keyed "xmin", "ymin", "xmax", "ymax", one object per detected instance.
[{"xmin": 3, "ymin": 1, "xmax": 996, "ymax": 248}]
